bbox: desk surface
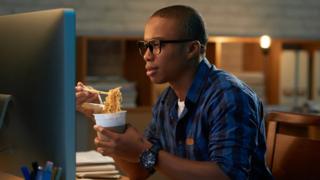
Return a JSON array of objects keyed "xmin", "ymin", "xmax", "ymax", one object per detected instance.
[
  {"xmin": 1, "ymin": 171, "xmax": 130, "ymax": 180},
  {"xmin": 0, "ymin": 171, "xmax": 23, "ymax": 180},
  {"xmin": 77, "ymin": 176, "xmax": 129, "ymax": 180}
]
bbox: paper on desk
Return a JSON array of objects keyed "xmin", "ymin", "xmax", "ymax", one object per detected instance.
[
  {"xmin": 76, "ymin": 170, "xmax": 120, "ymax": 179},
  {"xmin": 76, "ymin": 150, "xmax": 114, "ymax": 165},
  {"xmin": 76, "ymin": 164, "xmax": 116, "ymax": 172},
  {"xmin": 77, "ymin": 177, "xmax": 121, "ymax": 180}
]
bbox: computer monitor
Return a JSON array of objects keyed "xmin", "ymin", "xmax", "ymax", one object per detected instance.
[{"xmin": 0, "ymin": 9, "xmax": 75, "ymax": 180}]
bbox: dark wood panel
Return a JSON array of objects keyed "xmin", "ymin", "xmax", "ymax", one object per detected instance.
[
  {"xmin": 266, "ymin": 111, "xmax": 320, "ymax": 180},
  {"xmin": 206, "ymin": 42, "xmax": 216, "ymax": 64},
  {"xmin": 76, "ymin": 36, "xmax": 88, "ymax": 82},
  {"xmin": 123, "ymin": 40, "xmax": 152, "ymax": 106},
  {"xmin": 242, "ymin": 43, "xmax": 263, "ymax": 72},
  {"xmin": 265, "ymin": 40, "xmax": 282, "ymax": 104},
  {"xmin": 86, "ymin": 39, "xmax": 124, "ymax": 77},
  {"xmin": 272, "ymin": 134, "xmax": 320, "ymax": 180}
]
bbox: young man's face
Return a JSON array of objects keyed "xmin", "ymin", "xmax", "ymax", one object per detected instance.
[{"xmin": 143, "ymin": 17, "xmax": 192, "ymax": 84}]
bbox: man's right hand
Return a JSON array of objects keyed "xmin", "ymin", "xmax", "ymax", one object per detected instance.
[{"xmin": 75, "ymin": 81, "xmax": 100, "ymax": 118}]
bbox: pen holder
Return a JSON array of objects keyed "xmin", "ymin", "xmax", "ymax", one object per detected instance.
[{"xmin": 20, "ymin": 161, "xmax": 62, "ymax": 180}]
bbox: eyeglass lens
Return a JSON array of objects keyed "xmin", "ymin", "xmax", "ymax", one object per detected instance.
[{"xmin": 137, "ymin": 40, "xmax": 161, "ymax": 56}]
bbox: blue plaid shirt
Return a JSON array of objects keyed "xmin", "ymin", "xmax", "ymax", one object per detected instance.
[{"xmin": 144, "ymin": 58, "xmax": 273, "ymax": 179}]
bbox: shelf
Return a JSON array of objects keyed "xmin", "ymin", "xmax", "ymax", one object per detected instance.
[
  {"xmin": 76, "ymin": 35, "xmax": 320, "ymax": 106},
  {"xmin": 77, "ymin": 36, "xmax": 154, "ymax": 106}
]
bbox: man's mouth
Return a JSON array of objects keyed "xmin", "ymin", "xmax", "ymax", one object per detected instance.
[{"xmin": 145, "ymin": 66, "xmax": 158, "ymax": 76}]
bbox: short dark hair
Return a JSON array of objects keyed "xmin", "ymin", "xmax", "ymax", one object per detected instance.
[{"xmin": 151, "ymin": 5, "xmax": 208, "ymax": 46}]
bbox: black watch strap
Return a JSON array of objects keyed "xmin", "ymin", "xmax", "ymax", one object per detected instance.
[
  {"xmin": 149, "ymin": 144, "xmax": 161, "ymax": 174},
  {"xmin": 150, "ymin": 143, "xmax": 161, "ymax": 155},
  {"xmin": 139, "ymin": 143, "xmax": 161, "ymax": 173}
]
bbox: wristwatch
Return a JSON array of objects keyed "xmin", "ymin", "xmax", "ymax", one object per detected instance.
[{"xmin": 139, "ymin": 144, "xmax": 161, "ymax": 173}]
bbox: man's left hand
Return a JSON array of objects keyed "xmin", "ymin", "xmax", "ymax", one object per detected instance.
[{"xmin": 94, "ymin": 124, "xmax": 152, "ymax": 163}]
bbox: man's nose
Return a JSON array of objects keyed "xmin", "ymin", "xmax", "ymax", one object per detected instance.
[{"xmin": 143, "ymin": 47, "xmax": 153, "ymax": 62}]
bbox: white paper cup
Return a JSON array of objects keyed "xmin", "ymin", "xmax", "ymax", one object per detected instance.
[{"xmin": 93, "ymin": 111, "xmax": 127, "ymax": 140}]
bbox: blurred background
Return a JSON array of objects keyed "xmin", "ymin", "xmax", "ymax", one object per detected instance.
[
  {"xmin": 1, "ymin": 0, "xmax": 319, "ymax": 109},
  {"xmin": 2, "ymin": 0, "xmax": 320, "ymax": 148}
]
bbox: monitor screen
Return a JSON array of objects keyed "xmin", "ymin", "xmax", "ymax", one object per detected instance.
[{"xmin": 0, "ymin": 9, "xmax": 75, "ymax": 180}]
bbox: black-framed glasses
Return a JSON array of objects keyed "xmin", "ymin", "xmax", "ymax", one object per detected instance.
[{"xmin": 136, "ymin": 39, "xmax": 195, "ymax": 56}]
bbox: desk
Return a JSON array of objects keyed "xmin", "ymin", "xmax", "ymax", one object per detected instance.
[
  {"xmin": 77, "ymin": 176, "xmax": 129, "ymax": 180},
  {"xmin": 0, "ymin": 171, "xmax": 23, "ymax": 180}
]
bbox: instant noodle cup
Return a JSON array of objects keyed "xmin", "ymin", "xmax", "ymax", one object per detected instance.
[{"xmin": 93, "ymin": 111, "xmax": 127, "ymax": 140}]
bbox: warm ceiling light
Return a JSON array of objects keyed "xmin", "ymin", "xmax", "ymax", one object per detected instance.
[{"xmin": 260, "ymin": 35, "xmax": 271, "ymax": 49}]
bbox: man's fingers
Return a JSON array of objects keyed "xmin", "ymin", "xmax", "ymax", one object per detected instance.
[
  {"xmin": 77, "ymin": 81, "xmax": 84, "ymax": 86},
  {"xmin": 95, "ymin": 137, "xmax": 115, "ymax": 156},
  {"xmin": 83, "ymin": 109, "xmax": 94, "ymax": 117},
  {"xmin": 76, "ymin": 91, "xmax": 92, "ymax": 99},
  {"xmin": 97, "ymin": 147, "xmax": 113, "ymax": 156},
  {"xmin": 75, "ymin": 91, "xmax": 89, "ymax": 102},
  {"xmin": 75, "ymin": 82, "xmax": 85, "ymax": 91},
  {"xmin": 94, "ymin": 137, "xmax": 115, "ymax": 147},
  {"xmin": 76, "ymin": 92, "xmax": 98, "ymax": 104},
  {"xmin": 87, "ymin": 93, "xmax": 99, "ymax": 103},
  {"xmin": 94, "ymin": 125, "xmax": 119, "ymax": 140}
]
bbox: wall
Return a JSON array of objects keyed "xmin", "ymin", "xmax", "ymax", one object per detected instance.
[{"xmin": 0, "ymin": 0, "xmax": 320, "ymax": 38}]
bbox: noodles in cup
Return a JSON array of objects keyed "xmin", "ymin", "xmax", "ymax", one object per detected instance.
[
  {"xmin": 102, "ymin": 87, "xmax": 122, "ymax": 113},
  {"xmin": 81, "ymin": 86, "xmax": 126, "ymax": 135}
]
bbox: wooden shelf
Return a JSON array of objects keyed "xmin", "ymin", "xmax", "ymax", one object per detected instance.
[
  {"xmin": 76, "ymin": 35, "xmax": 320, "ymax": 106},
  {"xmin": 77, "ymin": 36, "xmax": 154, "ymax": 106}
]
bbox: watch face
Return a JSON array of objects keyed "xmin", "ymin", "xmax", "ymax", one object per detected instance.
[{"xmin": 141, "ymin": 150, "xmax": 156, "ymax": 169}]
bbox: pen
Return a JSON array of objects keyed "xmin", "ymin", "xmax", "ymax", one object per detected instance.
[
  {"xmin": 54, "ymin": 167, "xmax": 62, "ymax": 180},
  {"xmin": 36, "ymin": 166, "xmax": 43, "ymax": 180},
  {"xmin": 31, "ymin": 162, "xmax": 39, "ymax": 180},
  {"xmin": 43, "ymin": 161, "xmax": 53, "ymax": 180},
  {"xmin": 43, "ymin": 170, "xmax": 51, "ymax": 180},
  {"xmin": 44, "ymin": 161, "xmax": 53, "ymax": 172},
  {"xmin": 50, "ymin": 168, "xmax": 57, "ymax": 180},
  {"xmin": 20, "ymin": 166, "xmax": 31, "ymax": 180}
]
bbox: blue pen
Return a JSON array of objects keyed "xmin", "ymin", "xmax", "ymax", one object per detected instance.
[
  {"xmin": 43, "ymin": 161, "xmax": 53, "ymax": 180},
  {"xmin": 42, "ymin": 170, "xmax": 51, "ymax": 180},
  {"xmin": 36, "ymin": 166, "xmax": 43, "ymax": 180},
  {"xmin": 20, "ymin": 166, "xmax": 31, "ymax": 180}
]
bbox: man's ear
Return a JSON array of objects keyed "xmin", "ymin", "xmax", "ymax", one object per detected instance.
[{"xmin": 186, "ymin": 41, "xmax": 201, "ymax": 59}]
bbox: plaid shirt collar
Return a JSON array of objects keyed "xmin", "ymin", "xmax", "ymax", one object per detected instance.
[
  {"xmin": 163, "ymin": 58, "xmax": 214, "ymax": 104},
  {"xmin": 161, "ymin": 58, "xmax": 215, "ymax": 118},
  {"xmin": 186, "ymin": 58, "xmax": 214, "ymax": 106}
]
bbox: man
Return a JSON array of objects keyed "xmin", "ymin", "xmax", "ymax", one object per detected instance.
[{"xmin": 76, "ymin": 5, "xmax": 273, "ymax": 180}]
